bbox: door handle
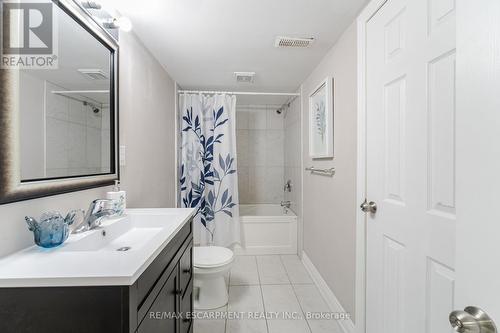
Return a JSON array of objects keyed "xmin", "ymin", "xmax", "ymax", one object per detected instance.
[
  {"xmin": 449, "ymin": 306, "xmax": 497, "ymax": 333},
  {"xmin": 360, "ymin": 199, "xmax": 377, "ymax": 214}
]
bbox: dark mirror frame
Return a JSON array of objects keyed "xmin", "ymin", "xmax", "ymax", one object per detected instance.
[{"xmin": 0, "ymin": 0, "xmax": 119, "ymax": 204}]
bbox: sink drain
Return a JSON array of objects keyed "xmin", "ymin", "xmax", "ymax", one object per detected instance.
[{"xmin": 116, "ymin": 246, "xmax": 131, "ymax": 252}]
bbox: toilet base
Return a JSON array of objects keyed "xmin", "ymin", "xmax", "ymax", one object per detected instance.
[{"xmin": 194, "ymin": 274, "xmax": 228, "ymax": 310}]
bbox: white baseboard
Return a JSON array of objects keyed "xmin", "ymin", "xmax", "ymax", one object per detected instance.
[
  {"xmin": 233, "ymin": 245, "xmax": 297, "ymax": 255},
  {"xmin": 302, "ymin": 251, "xmax": 356, "ymax": 333}
]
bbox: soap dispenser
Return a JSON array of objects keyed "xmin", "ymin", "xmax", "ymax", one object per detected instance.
[{"xmin": 107, "ymin": 180, "xmax": 126, "ymax": 215}]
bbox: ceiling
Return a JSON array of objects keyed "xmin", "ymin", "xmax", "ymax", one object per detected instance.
[{"xmin": 103, "ymin": 0, "xmax": 368, "ymax": 103}]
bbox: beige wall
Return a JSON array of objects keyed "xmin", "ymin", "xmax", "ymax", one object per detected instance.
[
  {"xmin": 119, "ymin": 31, "xmax": 177, "ymax": 208},
  {"xmin": 301, "ymin": 22, "xmax": 358, "ymax": 320},
  {"xmin": 0, "ymin": 31, "xmax": 177, "ymax": 257}
]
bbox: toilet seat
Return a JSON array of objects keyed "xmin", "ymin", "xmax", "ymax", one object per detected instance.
[{"xmin": 194, "ymin": 246, "xmax": 234, "ymax": 268}]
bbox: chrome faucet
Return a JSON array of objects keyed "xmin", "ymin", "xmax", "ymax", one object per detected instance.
[
  {"xmin": 73, "ymin": 199, "xmax": 117, "ymax": 233},
  {"xmin": 284, "ymin": 179, "xmax": 292, "ymax": 192},
  {"xmin": 280, "ymin": 200, "xmax": 292, "ymax": 209},
  {"xmin": 280, "ymin": 200, "xmax": 292, "ymax": 214}
]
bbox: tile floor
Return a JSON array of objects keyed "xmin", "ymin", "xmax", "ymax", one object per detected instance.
[{"xmin": 194, "ymin": 255, "xmax": 343, "ymax": 333}]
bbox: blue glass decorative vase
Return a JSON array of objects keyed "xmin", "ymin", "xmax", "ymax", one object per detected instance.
[{"xmin": 25, "ymin": 211, "xmax": 80, "ymax": 248}]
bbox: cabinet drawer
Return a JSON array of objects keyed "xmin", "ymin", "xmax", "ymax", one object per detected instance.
[{"xmin": 179, "ymin": 243, "xmax": 192, "ymax": 294}]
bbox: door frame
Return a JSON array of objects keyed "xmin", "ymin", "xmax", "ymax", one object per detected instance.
[{"xmin": 355, "ymin": 1, "xmax": 389, "ymax": 333}]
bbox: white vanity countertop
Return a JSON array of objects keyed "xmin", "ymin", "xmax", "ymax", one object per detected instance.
[{"xmin": 0, "ymin": 208, "xmax": 195, "ymax": 287}]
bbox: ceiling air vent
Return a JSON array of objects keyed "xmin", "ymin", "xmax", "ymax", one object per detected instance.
[
  {"xmin": 234, "ymin": 72, "xmax": 255, "ymax": 84},
  {"xmin": 274, "ymin": 36, "xmax": 315, "ymax": 48},
  {"xmin": 78, "ymin": 69, "xmax": 109, "ymax": 80}
]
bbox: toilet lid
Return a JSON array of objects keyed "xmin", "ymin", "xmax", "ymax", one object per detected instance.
[{"xmin": 193, "ymin": 246, "xmax": 234, "ymax": 268}]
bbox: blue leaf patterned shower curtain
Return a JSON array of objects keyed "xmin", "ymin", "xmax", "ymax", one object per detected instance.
[{"xmin": 179, "ymin": 94, "xmax": 240, "ymax": 247}]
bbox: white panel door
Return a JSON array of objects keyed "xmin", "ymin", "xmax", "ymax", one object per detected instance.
[
  {"xmin": 452, "ymin": 0, "xmax": 500, "ymax": 330},
  {"xmin": 365, "ymin": 0, "xmax": 456, "ymax": 332}
]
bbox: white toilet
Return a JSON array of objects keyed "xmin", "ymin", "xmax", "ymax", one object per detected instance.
[{"xmin": 193, "ymin": 246, "xmax": 234, "ymax": 310}]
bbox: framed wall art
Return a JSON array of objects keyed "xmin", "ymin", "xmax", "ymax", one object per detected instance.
[{"xmin": 309, "ymin": 77, "xmax": 334, "ymax": 158}]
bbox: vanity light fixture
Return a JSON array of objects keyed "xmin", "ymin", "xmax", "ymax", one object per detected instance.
[
  {"xmin": 80, "ymin": 1, "xmax": 133, "ymax": 32},
  {"xmin": 102, "ymin": 16, "xmax": 133, "ymax": 32},
  {"xmin": 81, "ymin": 1, "xmax": 102, "ymax": 10}
]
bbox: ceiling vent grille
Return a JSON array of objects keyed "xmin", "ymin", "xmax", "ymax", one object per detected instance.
[
  {"xmin": 78, "ymin": 69, "xmax": 109, "ymax": 80},
  {"xmin": 234, "ymin": 72, "xmax": 255, "ymax": 83},
  {"xmin": 274, "ymin": 36, "xmax": 315, "ymax": 48}
]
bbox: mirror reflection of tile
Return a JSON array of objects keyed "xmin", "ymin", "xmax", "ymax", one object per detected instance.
[{"xmin": 18, "ymin": 3, "xmax": 113, "ymax": 181}]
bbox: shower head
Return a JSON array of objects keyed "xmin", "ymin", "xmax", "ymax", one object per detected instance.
[
  {"xmin": 83, "ymin": 101, "xmax": 100, "ymax": 114},
  {"xmin": 276, "ymin": 102, "xmax": 291, "ymax": 115}
]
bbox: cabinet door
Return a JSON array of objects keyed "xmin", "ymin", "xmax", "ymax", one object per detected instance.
[
  {"xmin": 180, "ymin": 278, "xmax": 193, "ymax": 333},
  {"xmin": 137, "ymin": 266, "xmax": 179, "ymax": 333},
  {"xmin": 179, "ymin": 243, "xmax": 192, "ymax": 294}
]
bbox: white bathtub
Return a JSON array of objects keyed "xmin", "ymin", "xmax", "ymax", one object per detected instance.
[{"xmin": 235, "ymin": 204, "xmax": 298, "ymax": 255}]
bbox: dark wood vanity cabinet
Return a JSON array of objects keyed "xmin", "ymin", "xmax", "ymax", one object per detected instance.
[
  {"xmin": 137, "ymin": 266, "xmax": 179, "ymax": 333},
  {"xmin": 137, "ymin": 229, "xmax": 194, "ymax": 333},
  {"xmin": 0, "ymin": 220, "xmax": 193, "ymax": 333}
]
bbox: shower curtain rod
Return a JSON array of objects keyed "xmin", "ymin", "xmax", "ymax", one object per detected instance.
[{"xmin": 178, "ymin": 90, "xmax": 300, "ymax": 97}]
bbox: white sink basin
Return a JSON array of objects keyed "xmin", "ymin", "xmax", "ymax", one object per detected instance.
[
  {"xmin": 0, "ymin": 208, "xmax": 196, "ymax": 287},
  {"xmin": 61, "ymin": 214, "xmax": 174, "ymax": 252},
  {"xmin": 63, "ymin": 226, "xmax": 163, "ymax": 252}
]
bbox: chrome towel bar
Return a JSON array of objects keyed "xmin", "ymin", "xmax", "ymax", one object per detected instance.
[{"xmin": 305, "ymin": 166, "xmax": 335, "ymax": 177}]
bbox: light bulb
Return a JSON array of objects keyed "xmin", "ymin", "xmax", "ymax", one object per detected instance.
[{"xmin": 115, "ymin": 16, "xmax": 132, "ymax": 32}]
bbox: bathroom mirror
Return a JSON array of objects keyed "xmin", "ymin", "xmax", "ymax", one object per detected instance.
[{"xmin": 0, "ymin": 0, "xmax": 119, "ymax": 204}]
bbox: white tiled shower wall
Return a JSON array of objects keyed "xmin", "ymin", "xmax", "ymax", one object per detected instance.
[
  {"xmin": 236, "ymin": 106, "xmax": 285, "ymax": 204},
  {"xmin": 45, "ymin": 81, "xmax": 110, "ymax": 178},
  {"xmin": 284, "ymin": 97, "xmax": 302, "ymax": 216},
  {"xmin": 19, "ymin": 72, "xmax": 110, "ymax": 179}
]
